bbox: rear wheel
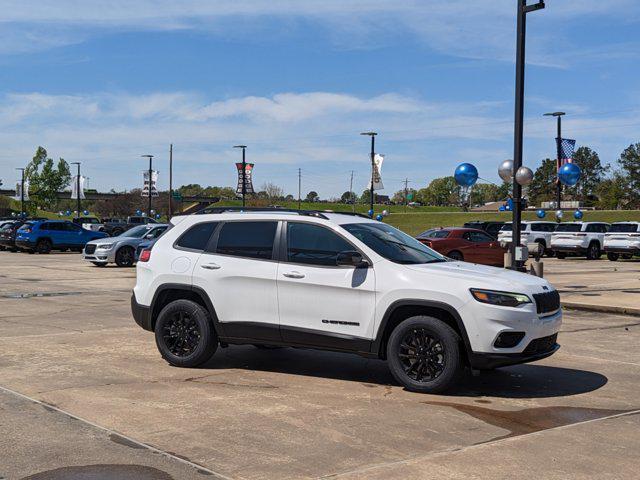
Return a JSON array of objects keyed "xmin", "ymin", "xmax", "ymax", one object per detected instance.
[
  {"xmin": 607, "ymin": 252, "xmax": 619, "ymax": 262},
  {"xmin": 586, "ymin": 242, "xmax": 601, "ymax": 260},
  {"xmin": 115, "ymin": 246, "xmax": 135, "ymax": 267},
  {"xmin": 555, "ymin": 252, "xmax": 567, "ymax": 259},
  {"xmin": 112, "ymin": 228, "xmax": 123, "ymax": 237},
  {"xmin": 447, "ymin": 250, "xmax": 463, "ymax": 261},
  {"xmin": 387, "ymin": 316, "xmax": 462, "ymax": 394},
  {"xmin": 154, "ymin": 299, "xmax": 217, "ymax": 368},
  {"xmin": 36, "ymin": 239, "xmax": 52, "ymax": 254}
]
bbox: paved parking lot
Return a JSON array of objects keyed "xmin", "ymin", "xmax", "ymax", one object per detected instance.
[{"xmin": 1, "ymin": 252, "xmax": 639, "ymax": 479}]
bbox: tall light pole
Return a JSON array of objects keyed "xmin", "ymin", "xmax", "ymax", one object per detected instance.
[
  {"xmin": 544, "ymin": 111, "xmax": 565, "ymax": 219},
  {"xmin": 15, "ymin": 168, "xmax": 25, "ymax": 218},
  {"xmin": 233, "ymin": 145, "xmax": 247, "ymax": 207},
  {"xmin": 141, "ymin": 155, "xmax": 154, "ymax": 216},
  {"xmin": 169, "ymin": 144, "xmax": 173, "ymax": 218},
  {"xmin": 511, "ymin": 0, "xmax": 545, "ymax": 270},
  {"xmin": 70, "ymin": 162, "xmax": 81, "ymax": 218},
  {"xmin": 360, "ymin": 132, "xmax": 377, "ymax": 215}
]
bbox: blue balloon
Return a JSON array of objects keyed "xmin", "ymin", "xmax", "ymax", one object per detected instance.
[
  {"xmin": 83, "ymin": 210, "xmax": 89, "ymax": 215},
  {"xmin": 536, "ymin": 209, "xmax": 546, "ymax": 218},
  {"xmin": 454, "ymin": 163, "xmax": 479, "ymax": 187},
  {"xmin": 558, "ymin": 162, "xmax": 581, "ymax": 186},
  {"xmin": 136, "ymin": 209, "xmax": 142, "ymax": 215},
  {"xmin": 499, "ymin": 206, "xmax": 506, "ymax": 212},
  {"xmin": 574, "ymin": 209, "xmax": 583, "ymax": 220},
  {"xmin": 155, "ymin": 214, "xmax": 161, "ymax": 219},
  {"xmin": 367, "ymin": 209, "xmax": 374, "ymax": 218},
  {"xmin": 65, "ymin": 210, "xmax": 71, "ymax": 216},
  {"xmin": 376, "ymin": 214, "xmax": 383, "ymax": 221}
]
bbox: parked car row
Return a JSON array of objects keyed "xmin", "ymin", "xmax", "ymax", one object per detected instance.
[{"xmin": 416, "ymin": 220, "xmax": 640, "ymax": 266}]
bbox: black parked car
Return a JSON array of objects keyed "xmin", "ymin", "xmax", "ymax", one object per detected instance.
[
  {"xmin": 463, "ymin": 221, "xmax": 506, "ymax": 239},
  {"xmin": 0, "ymin": 220, "xmax": 27, "ymax": 251},
  {"xmin": 102, "ymin": 216, "xmax": 158, "ymax": 236}
]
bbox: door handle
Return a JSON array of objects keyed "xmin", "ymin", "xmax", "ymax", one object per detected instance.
[
  {"xmin": 283, "ymin": 271, "xmax": 305, "ymax": 279},
  {"xmin": 201, "ymin": 263, "xmax": 221, "ymax": 270}
]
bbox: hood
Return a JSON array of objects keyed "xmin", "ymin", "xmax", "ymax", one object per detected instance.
[
  {"xmin": 405, "ymin": 261, "xmax": 551, "ymax": 291},
  {"xmin": 87, "ymin": 236, "xmax": 120, "ymax": 246}
]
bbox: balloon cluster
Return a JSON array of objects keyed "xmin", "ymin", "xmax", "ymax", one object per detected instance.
[{"xmin": 498, "ymin": 159, "xmax": 533, "ymax": 186}]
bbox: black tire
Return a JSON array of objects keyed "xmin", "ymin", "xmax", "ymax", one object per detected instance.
[
  {"xmin": 447, "ymin": 250, "xmax": 464, "ymax": 261},
  {"xmin": 387, "ymin": 316, "xmax": 462, "ymax": 394},
  {"xmin": 154, "ymin": 299, "xmax": 217, "ymax": 368},
  {"xmin": 36, "ymin": 239, "xmax": 52, "ymax": 254},
  {"xmin": 115, "ymin": 246, "xmax": 135, "ymax": 267},
  {"xmin": 586, "ymin": 242, "xmax": 601, "ymax": 260},
  {"xmin": 92, "ymin": 262, "xmax": 107, "ymax": 267},
  {"xmin": 622, "ymin": 254, "xmax": 633, "ymax": 260},
  {"xmin": 555, "ymin": 252, "xmax": 567, "ymax": 259},
  {"xmin": 607, "ymin": 252, "xmax": 619, "ymax": 262},
  {"xmin": 112, "ymin": 229, "xmax": 124, "ymax": 237}
]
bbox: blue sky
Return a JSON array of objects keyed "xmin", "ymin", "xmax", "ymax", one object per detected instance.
[{"xmin": 1, "ymin": 0, "xmax": 639, "ymax": 198}]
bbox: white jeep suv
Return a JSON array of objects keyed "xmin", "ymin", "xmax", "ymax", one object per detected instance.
[
  {"xmin": 131, "ymin": 208, "xmax": 562, "ymax": 393},
  {"xmin": 604, "ymin": 222, "xmax": 640, "ymax": 261},
  {"xmin": 498, "ymin": 221, "xmax": 557, "ymax": 256},
  {"xmin": 550, "ymin": 222, "xmax": 610, "ymax": 260}
]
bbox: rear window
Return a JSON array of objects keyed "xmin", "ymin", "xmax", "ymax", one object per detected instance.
[
  {"xmin": 175, "ymin": 222, "xmax": 218, "ymax": 251},
  {"xmin": 531, "ymin": 223, "xmax": 555, "ymax": 232},
  {"xmin": 609, "ymin": 223, "xmax": 639, "ymax": 233},
  {"xmin": 419, "ymin": 230, "xmax": 450, "ymax": 239},
  {"xmin": 215, "ymin": 221, "xmax": 278, "ymax": 260},
  {"xmin": 500, "ymin": 224, "xmax": 513, "ymax": 232},
  {"xmin": 555, "ymin": 224, "xmax": 582, "ymax": 232}
]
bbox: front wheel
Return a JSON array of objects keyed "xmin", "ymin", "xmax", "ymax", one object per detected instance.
[
  {"xmin": 154, "ymin": 299, "xmax": 217, "ymax": 367},
  {"xmin": 607, "ymin": 252, "xmax": 619, "ymax": 262},
  {"xmin": 36, "ymin": 239, "xmax": 52, "ymax": 254},
  {"xmin": 447, "ymin": 250, "xmax": 464, "ymax": 262},
  {"xmin": 115, "ymin": 246, "xmax": 135, "ymax": 267},
  {"xmin": 586, "ymin": 242, "xmax": 601, "ymax": 260},
  {"xmin": 387, "ymin": 316, "xmax": 462, "ymax": 394}
]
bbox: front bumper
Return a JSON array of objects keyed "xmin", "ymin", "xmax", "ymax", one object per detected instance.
[
  {"xmin": 15, "ymin": 239, "xmax": 35, "ymax": 250},
  {"xmin": 131, "ymin": 293, "xmax": 152, "ymax": 331},
  {"xmin": 604, "ymin": 245, "xmax": 640, "ymax": 254},
  {"xmin": 551, "ymin": 243, "xmax": 588, "ymax": 253},
  {"xmin": 469, "ymin": 336, "xmax": 560, "ymax": 369},
  {"xmin": 83, "ymin": 247, "xmax": 116, "ymax": 263}
]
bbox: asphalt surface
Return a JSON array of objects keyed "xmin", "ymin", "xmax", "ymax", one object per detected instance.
[{"xmin": 0, "ymin": 252, "xmax": 639, "ymax": 479}]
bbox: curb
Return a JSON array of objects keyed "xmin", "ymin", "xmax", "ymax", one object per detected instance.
[{"xmin": 562, "ymin": 302, "xmax": 640, "ymax": 317}]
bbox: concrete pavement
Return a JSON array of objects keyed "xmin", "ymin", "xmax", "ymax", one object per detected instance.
[{"xmin": 0, "ymin": 252, "xmax": 639, "ymax": 479}]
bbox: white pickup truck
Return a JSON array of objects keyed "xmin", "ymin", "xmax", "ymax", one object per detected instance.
[
  {"xmin": 72, "ymin": 216, "xmax": 106, "ymax": 233},
  {"xmin": 498, "ymin": 221, "xmax": 557, "ymax": 256},
  {"xmin": 550, "ymin": 222, "xmax": 610, "ymax": 260},
  {"xmin": 603, "ymin": 222, "xmax": 640, "ymax": 261}
]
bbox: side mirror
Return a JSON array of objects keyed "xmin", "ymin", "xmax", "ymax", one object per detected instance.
[{"xmin": 336, "ymin": 250, "xmax": 368, "ymax": 268}]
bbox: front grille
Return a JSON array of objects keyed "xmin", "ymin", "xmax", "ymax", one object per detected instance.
[
  {"xmin": 533, "ymin": 290, "xmax": 560, "ymax": 314},
  {"xmin": 84, "ymin": 244, "xmax": 96, "ymax": 254},
  {"xmin": 523, "ymin": 333, "xmax": 558, "ymax": 355}
]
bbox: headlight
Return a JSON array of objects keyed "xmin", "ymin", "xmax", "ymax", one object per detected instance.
[
  {"xmin": 470, "ymin": 289, "xmax": 531, "ymax": 308},
  {"xmin": 96, "ymin": 243, "xmax": 114, "ymax": 250}
]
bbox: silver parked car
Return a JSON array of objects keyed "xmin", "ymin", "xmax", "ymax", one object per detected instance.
[{"xmin": 83, "ymin": 224, "xmax": 169, "ymax": 267}]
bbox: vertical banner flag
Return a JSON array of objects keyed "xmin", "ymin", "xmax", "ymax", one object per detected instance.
[
  {"xmin": 142, "ymin": 170, "xmax": 159, "ymax": 197},
  {"xmin": 236, "ymin": 163, "xmax": 255, "ymax": 194},
  {"xmin": 556, "ymin": 137, "xmax": 576, "ymax": 184},
  {"xmin": 370, "ymin": 154, "xmax": 385, "ymax": 191},
  {"xmin": 14, "ymin": 180, "xmax": 29, "ymax": 201},
  {"xmin": 70, "ymin": 175, "xmax": 86, "ymax": 200}
]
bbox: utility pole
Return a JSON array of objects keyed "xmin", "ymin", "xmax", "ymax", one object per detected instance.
[
  {"xmin": 349, "ymin": 170, "xmax": 355, "ymax": 212},
  {"xmin": 403, "ymin": 178, "xmax": 410, "ymax": 210},
  {"xmin": 233, "ymin": 145, "xmax": 247, "ymax": 207},
  {"xmin": 511, "ymin": 0, "xmax": 545, "ymax": 270},
  {"xmin": 70, "ymin": 162, "xmax": 81, "ymax": 218},
  {"xmin": 360, "ymin": 132, "xmax": 377, "ymax": 215},
  {"xmin": 544, "ymin": 111, "xmax": 566, "ymax": 219},
  {"xmin": 169, "ymin": 144, "xmax": 173, "ymax": 218},
  {"xmin": 298, "ymin": 168, "xmax": 302, "ymax": 210},
  {"xmin": 141, "ymin": 154, "xmax": 154, "ymax": 216},
  {"xmin": 16, "ymin": 168, "xmax": 25, "ymax": 218}
]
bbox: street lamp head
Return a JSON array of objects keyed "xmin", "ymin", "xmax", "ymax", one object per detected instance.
[
  {"xmin": 544, "ymin": 111, "xmax": 565, "ymax": 117},
  {"xmin": 141, "ymin": 154, "xmax": 154, "ymax": 159},
  {"xmin": 233, "ymin": 145, "xmax": 247, "ymax": 149},
  {"xmin": 71, "ymin": 161, "xmax": 80, "ymax": 165},
  {"xmin": 360, "ymin": 132, "xmax": 377, "ymax": 136}
]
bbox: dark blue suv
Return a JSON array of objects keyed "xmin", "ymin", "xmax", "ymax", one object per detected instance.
[{"xmin": 15, "ymin": 220, "xmax": 108, "ymax": 254}]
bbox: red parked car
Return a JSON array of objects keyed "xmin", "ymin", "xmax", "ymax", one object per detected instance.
[{"xmin": 416, "ymin": 227, "xmax": 506, "ymax": 266}]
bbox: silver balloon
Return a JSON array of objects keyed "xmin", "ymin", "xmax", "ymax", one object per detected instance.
[
  {"xmin": 555, "ymin": 209, "xmax": 563, "ymax": 220},
  {"xmin": 498, "ymin": 159, "xmax": 514, "ymax": 182},
  {"xmin": 515, "ymin": 166, "xmax": 534, "ymax": 186}
]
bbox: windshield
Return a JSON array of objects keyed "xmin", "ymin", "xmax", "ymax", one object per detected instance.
[
  {"xmin": 500, "ymin": 224, "xmax": 513, "ymax": 232},
  {"xmin": 342, "ymin": 223, "xmax": 447, "ymax": 264},
  {"xmin": 609, "ymin": 223, "xmax": 639, "ymax": 233},
  {"xmin": 555, "ymin": 224, "xmax": 582, "ymax": 232},
  {"xmin": 121, "ymin": 225, "xmax": 154, "ymax": 238}
]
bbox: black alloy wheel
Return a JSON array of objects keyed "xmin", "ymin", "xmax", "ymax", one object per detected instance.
[
  {"xmin": 397, "ymin": 328, "xmax": 446, "ymax": 382},
  {"xmin": 36, "ymin": 239, "xmax": 52, "ymax": 254},
  {"xmin": 162, "ymin": 311, "xmax": 202, "ymax": 358},
  {"xmin": 607, "ymin": 252, "xmax": 619, "ymax": 261},
  {"xmin": 586, "ymin": 242, "xmax": 600, "ymax": 260},
  {"xmin": 447, "ymin": 250, "xmax": 463, "ymax": 261},
  {"xmin": 115, "ymin": 246, "xmax": 135, "ymax": 267}
]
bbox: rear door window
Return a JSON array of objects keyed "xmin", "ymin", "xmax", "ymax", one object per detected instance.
[
  {"xmin": 175, "ymin": 222, "xmax": 218, "ymax": 251},
  {"xmin": 215, "ymin": 221, "xmax": 278, "ymax": 260}
]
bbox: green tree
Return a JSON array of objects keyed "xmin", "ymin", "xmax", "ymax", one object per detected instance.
[
  {"xmin": 527, "ymin": 158, "xmax": 556, "ymax": 206},
  {"xmin": 392, "ymin": 188, "xmax": 417, "ymax": 204},
  {"xmin": 469, "ymin": 183, "xmax": 499, "ymax": 206},
  {"xmin": 619, "ymin": 143, "xmax": 640, "ymax": 208},
  {"xmin": 305, "ymin": 191, "xmax": 319, "ymax": 202},
  {"xmin": 567, "ymin": 146, "xmax": 609, "ymax": 205},
  {"xmin": 417, "ymin": 176, "xmax": 458, "ymax": 206},
  {"xmin": 596, "ymin": 171, "xmax": 628, "ymax": 210},
  {"xmin": 24, "ymin": 147, "xmax": 71, "ymax": 213},
  {"xmin": 340, "ymin": 191, "xmax": 356, "ymax": 203},
  {"xmin": 496, "ymin": 181, "xmax": 512, "ymax": 200}
]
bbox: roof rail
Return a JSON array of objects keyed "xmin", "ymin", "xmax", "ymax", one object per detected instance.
[{"xmin": 195, "ymin": 206, "xmax": 329, "ymax": 219}]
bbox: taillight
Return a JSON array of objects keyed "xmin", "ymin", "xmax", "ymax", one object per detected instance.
[{"xmin": 139, "ymin": 249, "xmax": 151, "ymax": 262}]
